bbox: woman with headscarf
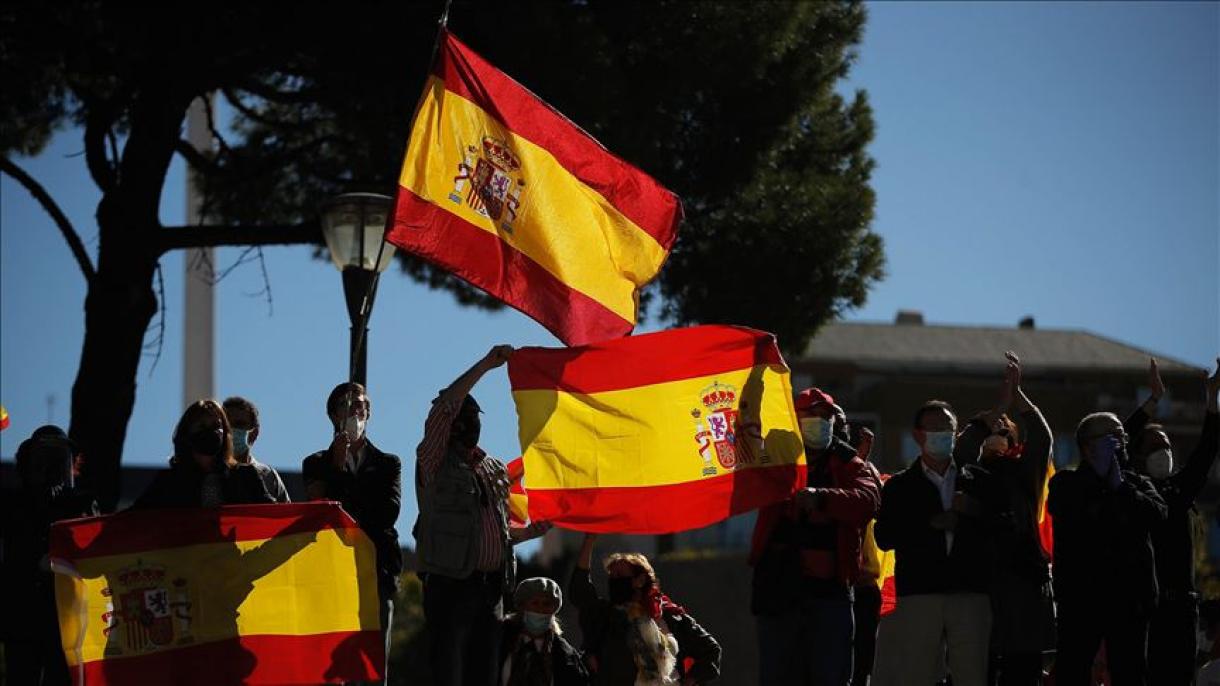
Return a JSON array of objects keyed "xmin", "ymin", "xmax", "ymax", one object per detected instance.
[
  {"xmin": 500, "ymin": 576, "xmax": 589, "ymax": 685},
  {"xmin": 134, "ymin": 399, "xmax": 273, "ymax": 508},
  {"xmin": 571, "ymin": 534, "xmax": 721, "ymax": 685}
]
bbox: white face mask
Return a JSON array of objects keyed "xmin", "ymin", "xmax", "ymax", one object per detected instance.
[
  {"xmin": 342, "ymin": 415, "xmax": 366, "ymax": 442},
  {"xmin": 800, "ymin": 417, "xmax": 834, "ymax": 450},
  {"xmin": 1145, "ymin": 448, "xmax": 1173, "ymax": 480},
  {"xmin": 923, "ymin": 431, "xmax": 955, "ymax": 459}
]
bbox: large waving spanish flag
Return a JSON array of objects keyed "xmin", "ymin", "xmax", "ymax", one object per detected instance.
[
  {"xmin": 50, "ymin": 503, "xmax": 383, "ymax": 685},
  {"xmin": 386, "ymin": 31, "xmax": 681, "ymax": 347},
  {"xmin": 508, "ymin": 325, "xmax": 806, "ymax": 533}
]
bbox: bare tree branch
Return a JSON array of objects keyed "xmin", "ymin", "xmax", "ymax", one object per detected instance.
[
  {"xmin": 233, "ymin": 78, "xmax": 322, "ymax": 105},
  {"xmin": 174, "ymin": 139, "xmax": 216, "ymax": 173},
  {"xmin": 0, "ymin": 156, "xmax": 97, "ymax": 281},
  {"xmin": 83, "ymin": 107, "xmax": 118, "ymax": 193},
  {"xmin": 222, "ymin": 88, "xmax": 307, "ymax": 129},
  {"xmin": 157, "ymin": 222, "xmax": 323, "ymax": 253},
  {"xmin": 142, "ymin": 261, "xmax": 167, "ymax": 376}
]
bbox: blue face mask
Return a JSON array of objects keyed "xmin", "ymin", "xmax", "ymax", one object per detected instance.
[
  {"xmin": 923, "ymin": 431, "xmax": 955, "ymax": 459},
  {"xmin": 232, "ymin": 428, "xmax": 251, "ymax": 456},
  {"xmin": 800, "ymin": 417, "xmax": 833, "ymax": 450},
  {"xmin": 522, "ymin": 611, "xmax": 552, "ymax": 636}
]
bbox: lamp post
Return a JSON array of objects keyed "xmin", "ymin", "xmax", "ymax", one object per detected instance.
[{"xmin": 320, "ymin": 193, "xmax": 396, "ymax": 386}]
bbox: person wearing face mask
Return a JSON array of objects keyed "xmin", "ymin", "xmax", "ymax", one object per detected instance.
[
  {"xmin": 135, "ymin": 399, "xmax": 272, "ymax": 509},
  {"xmin": 499, "ymin": 577, "xmax": 589, "ymax": 685},
  {"xmin": 414, "ymin": 346, "xmax": 552, "ymax": 686},
  {"xmin": 873, "ymin": 400, "xmax": 1004, "ymax": 686},
  {"xmin": 952, "ymin": 352, "xmax": 1054, "ymax": 686},
  {"xmin": 572, "ymin": 533, "xmax": 721, "ymax": 685},
  {"xmin": 302, "ymin": 381, "xmax": 401, "ymax": 685},
  {"xmin": 0, "ymin": 425, "xmax": 98, "ymax": 685},
  {"xmin": 1120, "ymin": 358, "xmax": 1220, "ymax": 685},
  {"xmin": 222, "ymin": 396, "xmax": 289, "ymax": 503},
  {"xmin": 748, "ymin": 387, "xmax": 880, "ymax": 685},
  {"xmin": 1048, "ymin": 406, "xmax": 1169, "ymax": 685}
]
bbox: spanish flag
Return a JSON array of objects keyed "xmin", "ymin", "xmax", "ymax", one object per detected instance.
[
  {"xmin": 0, "ymin": 404, "xmax": 8, "ymax": 431},
  {"xmin": 386, "ymin": 31, "xmax": 681, "ymax": 347},
  {"xmin": 50, "ymin": 503, "xmax": 383, "ymax": 685},
  {"xmin": 506, "ymin": 456, "xmax": 530, "ymax": 528},
  {"xmin": 508, "ymin": 325, "xmax": 806, "ymax": 533}
]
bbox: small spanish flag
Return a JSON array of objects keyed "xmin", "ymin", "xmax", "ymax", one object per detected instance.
[
  {"xmin": 1038, "ymin": 462, "xmax": 1055, "ymax": 558},
  {"xmin": 50, "ymin": 503, "xmax": 384, "ymax": 685},
  {"xmin": 0, "ymin": 404, "xmax": 9, "ymax": 431},
  {"xmin": 508, "ymin": 325, "xmax": 806, "ymax": 534},
  {"xmin": 387, "ymin": 31, "xmax": 681, "ymax": 347},
  {"xmin": 506, "ymin": 456, "xmax": 530, "ymax": 528}
]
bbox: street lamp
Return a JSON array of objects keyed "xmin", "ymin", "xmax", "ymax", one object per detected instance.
[{"xmin": 320, "ymin": 192, "xmax": 396, "ymax": 386}]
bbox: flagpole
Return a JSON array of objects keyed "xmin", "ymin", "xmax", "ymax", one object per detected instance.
[{"xmin": 348, "ymin": 0, "xmax": 454, "ymax": 385}]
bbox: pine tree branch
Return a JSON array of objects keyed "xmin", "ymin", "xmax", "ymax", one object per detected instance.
[
  {"xmin": 156, "ymin": 222, "xmax": 323, "ymax": 253},
  {"xmin": 0, "ymin": 156, "xmax": 97, "ymax": 281}
]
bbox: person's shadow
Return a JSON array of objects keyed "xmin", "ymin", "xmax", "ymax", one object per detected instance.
[{"xmin": 53, "ymin": 504, "xmax": 350, "ymax": 684}]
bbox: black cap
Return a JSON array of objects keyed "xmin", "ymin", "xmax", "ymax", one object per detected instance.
[
  {"xmin": 462, "ymin": 394, "xmax": 483, "ymax": 414},
  {"xmin": 29, "ymin": 425, "xmax": 77, "ymax": 451}
]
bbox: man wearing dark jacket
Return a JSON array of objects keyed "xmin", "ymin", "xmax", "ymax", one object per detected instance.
[
  {"xmin": 954, "ymin": 353, "xmax": 1054, "ymax": 686},
  {"xmin": 1049, "ymin": 409, "xmax": 1168, "ymax": 685},
  {"xmin": 874, "ymin": 400, "xmax": 1002, "ymax": 686},
  {"xmin": 1124, "ymin": 358, "xmax": 1220, "ymax": 685},
  {"xmin": 750, "ymin": 387, "xmax": 880, "ymax": 685},
  {"xmin": 303, "ymin": 381, "xmax": 402, "ymax": 685}
]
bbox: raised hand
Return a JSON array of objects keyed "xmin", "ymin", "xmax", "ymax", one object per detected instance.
[
  {"xmin": 483, "ymin": 344, "xmax": 515, "ymax": 369},
  {"xmin": 1149, "ymin": 358, "xmax": 1165, "ymax": 401},
  {"xmin": 855, "ymin": 426, "xmax": 875, "ymax": 462},
  {"xmin": 1206, "ymin": 357, "xmax": 1219, "ymax": 411}
]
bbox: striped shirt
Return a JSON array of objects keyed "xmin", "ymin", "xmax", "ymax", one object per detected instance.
[{"xmin": 418, "ymin": 398, "xmax": 507, "ymax": 573}]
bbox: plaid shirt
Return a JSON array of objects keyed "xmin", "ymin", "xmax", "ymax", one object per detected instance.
[{"xmin": 417, "ymin": 399, "xmax": 507, "ymax": 573}]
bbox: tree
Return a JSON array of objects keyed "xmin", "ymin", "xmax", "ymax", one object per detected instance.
[{"xmin": 0, "ymin": 0, "xmax": 882, "ymax": 510}]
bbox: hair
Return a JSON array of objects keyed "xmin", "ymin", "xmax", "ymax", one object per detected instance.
[
  {"xmin": 172, "ymin": 399, "xmax": 235, "ymax": 470},
  {"xmin": 326, "ymin": 382, "xmax": 368, "ymax": 418},
  {"xmin": 222, "ymin": 396, "xmax": 259, "ymax": 427},
  {"xmin": 913, "ymin": 400, "xmax": 957, "ymax": 430},
  {"xmin": 1074, "ymin": 412, "xmax": 1121, "ymax": 452},
  {"xmin": 603, "ymin": 552, "xmax": 659, "ymax": 590}
]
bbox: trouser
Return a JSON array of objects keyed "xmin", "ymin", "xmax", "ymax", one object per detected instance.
[
  {"xmin": 989, "ymin": 576, "xmax": 1054, "ymax": 686},
  {"xmin": 422, "ymin": 570, "xmax": 504, "ymax": 686},
  {"xmin": 1146, "ymin": 594, "xmax": 1198, "ymax": 686},
  {"xmin": 757, "ymin": 593, "xmax": 856, "ymax": 685},
  {"xmin": 883, "ymin": 592, "xmax": 991, "ymax": 686},
  {"xmin": 1054, "ymin": 602, "xmax": 1149, "ymax": 686},
  {"xmin": 2, "ymin": 635, "xmax": 70, "ymax": 686},
  {"xmin": 852, "ymin": 583, "xmax": 882, "ymax": 686}
]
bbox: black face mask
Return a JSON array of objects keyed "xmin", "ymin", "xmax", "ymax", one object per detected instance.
[
  {"xmin": 608, "ymin": 577, "xmax": 635, "ymax": 605},
  {"xmin": 188, "ymin": 428, "xmax": 224, "ymax": 457},
  {"xmin": 453, "ymin": 417, "xmax": 481, "ymax": 450}
]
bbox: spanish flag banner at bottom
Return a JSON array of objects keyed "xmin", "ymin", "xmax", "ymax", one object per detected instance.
[
  {"xmin": 508, "ymin": 325, "xmax": 806, "ymax": 534},
  {"xmin": 50, "ymin": 503, "xmax": 383, "ymax": 685}
]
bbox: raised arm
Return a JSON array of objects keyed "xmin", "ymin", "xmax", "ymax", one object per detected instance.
[
  {"xmin": 798, "ymin": 429, "xmax": 880, "ymax": 524},
  {"xmin": 1007, "ymin": 352, "xmax": 1052, "ymax": 492},
  {"xmin": 1125, "ymin": 358, "xmax": 1165, "ymax": 440},
  {"xmin": 570, "ymin": 533, "xmax": 603, "ymax": 610},
  {"xmin": 1168, "ymin": 358, "xmax": 1220, "ymax": 502}
]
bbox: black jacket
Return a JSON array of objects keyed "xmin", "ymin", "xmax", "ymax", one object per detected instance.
[
  {"xmin": 874, "ymin": 460, "xmax": 1006, "ymax": 596},
  {"xmin": 569, "ymin": 568, "xmax": 721, "ymax": 684},
  {"xmin": 499, "ymin": 616, "xmax": 590, "ymax": 686},
  {"xmin": 1127, "ymin": 408, "xmax": 1219, "ymax": 598},
  {"xmin": 302, "ymin": 440, "xmax": 403, "ymax": 592},
  {"xmin": 133, "ymin": 461, "xmax": 273, "ymax": 510},
  {"xmin": 1048, "ymin": 462, "xmax": 1167, "ymax": 614}
]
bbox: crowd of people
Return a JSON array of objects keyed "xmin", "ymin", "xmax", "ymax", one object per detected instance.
[{"xmin": 1, "ymin": 345, "xmax": 1218, "ymax": 686}]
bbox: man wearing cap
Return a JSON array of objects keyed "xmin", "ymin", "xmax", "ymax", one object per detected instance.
[
  {"xmin": 302, "ymin": 381, "xmax": 401, "ymax": 685},
  {"xmin": 415, "ymin": 345, "xmax": 550, "ymax": 686},
  {"xmin": 500, "ymin": 577, "xmax": 589, "ymax": 685},
  {"xmin": 1, "ymin": 425, "xmax": 98, "ymax": 685},
  {"xmin": 749, "ymin": 387, "xmax": 880, "ymax": 685}
]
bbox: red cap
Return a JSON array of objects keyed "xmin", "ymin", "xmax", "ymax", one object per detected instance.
[{"xmin": 794, "ymin": 387, "xmax": 835, "ymax": 413}]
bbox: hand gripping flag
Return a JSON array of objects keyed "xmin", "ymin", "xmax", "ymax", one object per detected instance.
[
  {"xmin": 508, "ymin": 325, "xmax": 806, "ymax": 533},
  {"xmin": 49, "ymin": 503, "xmax": 384, "ymax": 685},
  {"xmin": 386, "ymin": 31, "xmax": 681, "ymax": 346}
]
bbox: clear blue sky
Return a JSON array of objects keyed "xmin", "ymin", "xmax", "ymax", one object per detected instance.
[{"xmin": 2, "ymin": 2, "xmax": 1217, "ymax": 554}]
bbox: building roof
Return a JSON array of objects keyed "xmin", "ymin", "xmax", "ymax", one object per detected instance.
[{"xmin": 800, "ymin": 320, "xmax": 1202, "ymax": 375}]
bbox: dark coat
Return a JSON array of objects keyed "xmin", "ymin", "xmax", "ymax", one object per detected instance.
[
  {"xmin": 1127, "ymin": 408, "xmax": 1219, "ymax": 598},
  {"xmin": 302, "ymin": 440, "xmax": 403, "ymax": 592},
  {"xmin": 133, "ymin": 461, "xmax": 273, "ymax": 510},
  {"xmin": 873, "ymin": 460, "xmax": 1006, "ymax": 597},
  {"xmin": 569, "ymin": 568, "xmax": 721, "ymax": 685},
  {"xmin": 1048, "ymin": 460, "xmax": 1167, "ymax": 614},
  {"xmin": 499, "ymin": 616, "xmax": 590, "ymax": 686}
]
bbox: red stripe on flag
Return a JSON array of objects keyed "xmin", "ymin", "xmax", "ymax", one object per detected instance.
[
  {"xmin": 387, "ymin": 189, "xmax": 633, "ymax": 346},
  {"xmin": 508, "ymin": 325, "xmax": 787, "ymax": 393},
  {"xmin": 879, "ymin": 575, "xmax": 898, "ymax": 616},
  {"xmin": 525, "ymin": 464, "xmax": 803, "ymax": 535},
  {"xmin": 436, "ymin": 31, "xmax": 681, "ymax": 250},
  {"xmin": 50, "ymin": 503, "xmax": 359, "ymax": 562},
  {"xmin": 76, "ymin": 630, "xmax": 383, "ymax": 686}
]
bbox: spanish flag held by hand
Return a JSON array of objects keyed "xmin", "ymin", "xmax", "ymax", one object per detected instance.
[
  {"xmin": 387, "ymin": 31, "xmax": 681, "ymax": 347},
  {"xmin": 508, "ymin": 325, "xmax": 806, "ymax": 534}
]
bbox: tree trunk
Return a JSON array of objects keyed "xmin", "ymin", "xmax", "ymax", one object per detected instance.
[{"xmin": 68, "ymin": 83, "xmax": 193, "ymax": 512}]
